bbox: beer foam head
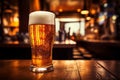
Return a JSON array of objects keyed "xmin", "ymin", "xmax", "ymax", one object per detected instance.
[{"xmin": 29, "ymin": 11, "xmax": 55, "ymax": 25}]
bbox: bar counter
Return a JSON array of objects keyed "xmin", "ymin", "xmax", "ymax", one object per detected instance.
[
  {"xmin": 77, "ymin": 40, "xmax": 120, "ymax": 59},
  {"xmin": 0, "ymin": 40, "xmax": 76, "ymax": 48},
  {"xmin": 0, "ymin": 60, "xmax": 119, "ymax": 80},
  {"xmin": 0, "ymin": 40, "xmax": 76, "ymax": 59}
]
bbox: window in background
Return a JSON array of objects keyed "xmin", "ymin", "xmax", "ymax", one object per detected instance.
[
  {"xmin": 55, "ymin": 18, "xmax": 85, "ymax": 41},
  {"xmin": 65, "ymin": 20, "xmax": 85, "ymax": 36}
]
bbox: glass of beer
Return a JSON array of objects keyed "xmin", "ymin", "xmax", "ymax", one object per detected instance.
[{"xmin": 28, "ymin": 11, "xmax": 55, "ymax": 73}]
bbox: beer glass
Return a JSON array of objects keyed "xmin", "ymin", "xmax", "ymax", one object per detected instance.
[{"xmin": 28, "ymin": 11, "xmax": 55, "ymax": 72}]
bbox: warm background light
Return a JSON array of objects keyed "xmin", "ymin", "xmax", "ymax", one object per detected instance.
[
  {"xmin": 77, "ymin": 9, "xmax": 81, "ymax": 12},
  {"xmin": 86, "ymin": 16, "xmax": 91, "ymax": 21},
  {"xmin": 90, "ymin": 9, "xmax": 96, "ymax": 15},
  {"xmin": 59, "ymin": 8, "xmax": 63, "ymax": 12},
  {"xmin": 81, "ymin": 10, "xmax": 89, "ymax": 15}
]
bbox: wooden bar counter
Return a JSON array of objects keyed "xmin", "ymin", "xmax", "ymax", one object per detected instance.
[
  {"xmin": 0, "ymin": 60, "xmax": 119, "ymax": 80},
  {"xmin": 77, "ymin": 40, "xmax": 120, "ymax": 59},
  {"xmin": 0, "ymin": 40, "xmax": 76, "ymax": 59}
]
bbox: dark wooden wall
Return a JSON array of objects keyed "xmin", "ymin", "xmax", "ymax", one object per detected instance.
[{"xmin": 18, "ymin": 0, "xmax": 30, "ymax": 33}]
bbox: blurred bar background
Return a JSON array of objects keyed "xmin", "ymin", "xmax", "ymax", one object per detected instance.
[{"xmin": 0, "ymin": 0, "xmax": 120, "ymax": 60}]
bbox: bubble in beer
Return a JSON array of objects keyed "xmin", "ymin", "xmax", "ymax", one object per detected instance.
[{"xmin": 29, "ymin": 11, "xmax": 55, "ymax": 25}]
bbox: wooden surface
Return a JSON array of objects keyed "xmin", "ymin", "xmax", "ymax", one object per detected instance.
[
  {"xmin": 0, "ymin": 60, "xmax": 119, "ymax": 80},
  {"xmin": 54, "ymin": 40, "xmax": 76, "ymax": 48},
  {"xmin": 77, "ymin": 40, "xmax": 120, "ymax": 59},
  {"xmin": 0, "ymin": 40, "xmax": 76, "ymax": 48}
]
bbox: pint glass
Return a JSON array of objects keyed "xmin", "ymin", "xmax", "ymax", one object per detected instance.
[{"xmin": 28, "ymin": 11, "xmax": 55, "ymax": 72}]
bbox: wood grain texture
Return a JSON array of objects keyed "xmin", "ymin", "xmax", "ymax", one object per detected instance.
[
  {"xmin": 0, "ymin": 60, "xmax": 119, "ymax": 80},
  {"xmin": 97, "ymin": 60, "xmax": 120, "ymax": 80}
]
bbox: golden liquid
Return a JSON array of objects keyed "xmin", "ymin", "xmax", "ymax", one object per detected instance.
[{"xmin": 29, "ymin": 24, "xmax": 55, "ymax": 67}]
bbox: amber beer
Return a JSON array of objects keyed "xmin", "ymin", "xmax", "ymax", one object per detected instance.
[{"xmin": 28, "ymin": 11, "xmax": 55, "ymax": 72}]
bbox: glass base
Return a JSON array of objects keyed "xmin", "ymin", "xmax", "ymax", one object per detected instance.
[{"xmin": 30, "ymin": 65, "xmax": 54, "ymax": 73}]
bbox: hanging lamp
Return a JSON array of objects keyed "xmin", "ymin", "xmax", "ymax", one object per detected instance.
[{"xmin": 81, "ymin": 0, "xmax": 89, "ymax": 15}]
